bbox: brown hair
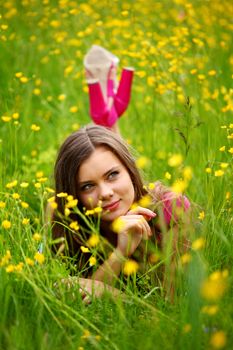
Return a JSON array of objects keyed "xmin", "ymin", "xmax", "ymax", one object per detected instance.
[{"xmin": 52, "ymin": 124, "xmax": 146, "ymax": 256}]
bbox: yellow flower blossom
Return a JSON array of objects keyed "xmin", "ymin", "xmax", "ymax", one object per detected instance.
[
  {"xmin": 165, "ymin": 172, "xmax": 171, "ymax": 180},
  {"xmin": 228, "ymin": 147, "xmax": 233, "ymax": 154},
  {"xmin": 148, "ymin": 183, "xmax": 155, "ymax": 190},
  {"xmin": 182, "ymin": 324, "xmax": 192, "ymax": 334},
  {"xmin": 201, "ymin": 271, "xmax": 228, "ymax": 301},
  {"xmin": 201, "ymin": 305, "xmax": 218, "ymax": 315},
  {"xmin": 183, "ymin": 166, "xmax": 193, "ymax": 181},
  {"xmin": 220, "ymin": 163, "xmax": 228, "ymax": 169},
  {"xmin": 219, "ymin": 146, "xmax": 225, "ymax": 152},
  {"xmin": 89, "ymin": 256, "xmax": 97, "ymax": 266},
  {"xmin": 22, "ymin": 218, "xmax": 30, "ymax": 225},
  {"xmin": 64, "ymin": 208, "xmax": 70, "ymax": 216},
  {"xmin": 0, "ymin": 250, "xmax": 11, "ymax": 266},
  {"xmin": 20, "ymin": 76, "xmax": 28, "ymax": 83},
  {"xmin": 205, "ymin": 167, "xmax": 212, "ymax": 173},
  {"xmin": 67, "ymin": 195, "xmax": 74, "ymax": 201},
  {"xmin": 12, "ymin": 193, "xmax": 20, "ymax": 199},
  {"xmin": 33, "ymin": 88, "xmax": 41, "ymax": 95},
  {"xmin": 14, "ymin": 262, "xmax": 24, "ymax": 272},
  {"xmin": 210, "ymin": 331, "xmax": 226, "ymax": 349},
  {"xmin": 34, "ymin": 252, "xmax": 45, "ymax": 265},
  {"xmin": 34, "ymin": 182, "xmax": 41, "ymax": 189},
  {"xmin": 136, "ymin": 156, "xmax": 150, "ymax": 169},
  {"xmin": 6, "ymin": 180, "xmax": 17, "ymax": 188},
  {"xmin": 6, "ymin": 264, "xmax": 15, "ymax": 273},
  {"xmin": 198, "ymin": 211, "xmax": 205, "ymax": 220},
  {"xmin": 2, "ymin": 220, "xmax": 11, "ymax": 229},
  {"xmin": 25, "ymin": 257, "xmax": 34, "ymax": 266},
  {"xmin": 181, "ymin": 253, "xmax": 192, "ymax": 265},
  {"xmin": 80, "ymin": 246, "xmax": 90, "ymax": 253},
  {"xmin": 58, "ymin": 94, "xmax": 66, "ymax": 101},
  {"xmin": 66, "ymin": 199, "xmax": 78, "ymax": 208},
  {"xmin": 171, "ymin": 179, "xmax": 187, "ymax": 193},
  {"xmin": 87, "ymin": 234, "xmax": 100, "ymax": 247},
  {"xmin": 21, "ymin": 201, "xmax": 29, "ymax": 208},
  {"xmin": 31, "ymin": 124, "xmax": 40, "ymax": 131},
  {"xmin": 168, "ymin": 154, "xmax": 183, "ymax": 167},
  {"xmin": 138, "ymin": 194, "xmax": 152, "ymax": 208},
  {"xmin": 1, "ymin": 116, "xmax": 11, "ymax": 122},
  {"xmin": 123, "ymin": 259, "xmax": 139, "ymax": 275},
  {"xmin": 192, "ymin": 237, "xmax": 205, "ymax": 251},
  {"xmin": 69, "ymin": 106, "xmax": 78, "ymax": 113},
  {"xmin": 69, "ymin": 221, "xmax": 79, "ymax": 231},
  {"xmin": 112, "ymin": 217, "xmax": 125, "ymax": 233},
  {"xmin": 50, "ymin": 202, "xmax": 58, "ymax": 210},
  {"xmin": 214, "ymin": 170, "xmax": 224, "ymax": 177},
  {"xmin": 33, "ymin": 233, "xmax": 41, "ymax": 241},
  {"xmin": 0, "ymin": 201, "xmax": 6, "ymax": 208},
  {"xmin": 208, "ymin": 70, "xmax": 217, "ymax": 76},
  {"xmin": 15, "ymin": 72, "xmax": 23, "ymax": 78},
  {"xmin": 225, "ymin": 192, "xmax": 230, "ymax": 200},
  {"xmin": 20, "ymin": 182, "xmax": 29, "ymax": 188}
]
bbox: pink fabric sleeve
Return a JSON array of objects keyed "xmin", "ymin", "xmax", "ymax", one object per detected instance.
[{"xmin": 162, "ymin": 192, "xmax": 190, "ymax": 225}]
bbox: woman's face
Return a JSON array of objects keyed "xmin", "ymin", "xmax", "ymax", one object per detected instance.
[{"xmin": 77, "ymin": 146, "xmax": 135, "ymax": 222}]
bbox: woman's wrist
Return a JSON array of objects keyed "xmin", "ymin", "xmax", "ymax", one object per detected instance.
[{"xmin": 111, "ymin": 248, "xmax": 125, "ymax": 262}]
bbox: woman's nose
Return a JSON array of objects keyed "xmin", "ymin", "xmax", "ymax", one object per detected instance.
[{"xmin": 99, "ymin": 183, "xmax": 113, "ymax": 200}]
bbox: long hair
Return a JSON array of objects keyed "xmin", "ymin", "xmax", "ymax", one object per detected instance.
[{"xmin": 52, "ymin": 124, "xmax": 146, "ymax": 256}]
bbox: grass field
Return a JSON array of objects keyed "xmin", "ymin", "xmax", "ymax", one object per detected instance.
[{"xmin": 0, "ymin": 1, "xmax": 232, "ymax": 349}]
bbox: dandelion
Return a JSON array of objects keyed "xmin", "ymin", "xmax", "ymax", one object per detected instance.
[
  {"xmin": 87, "ymin": 234, "xmax": 100, "ymax": 247},
  {"xmin": 22, "ymin": 218, "xmax": 30, "ymax": 225},
  {"xmin": 182, "ymin": 324, "xmax": 192, "ymax": 333},
  {"xmin": 192, "ymin": 237, "xmax": 205, "ymax": 251},
  {"xmin": 183, "ymin": 166, "xmax": 193, "ymax": 181},
  {"xmin": 210, "ymin": 331, "xmax": 226, "ymax": 349},
  {"xmin": 220, "ymin": 163, "xmax": 228, "ymax": 169},
  {"xmin": 50, "ymin": 202, "xmax": 58, "ymax": 210},
  {"xmin": 15, "ymin": 72, "xmax": 23, "ymax": 78},
  {"xmin": 168, "ymin": 154, "xmax": 183, "ymax": 167},
  {"xmin": 0, "ymin": 250, "xmax": 11, "ymax": 266},
  {"xmin": 0, "ymin": 201, "xmax": 6, "ymax": 208},
  {"xmin": 20, "ymin": 76, "xmax": 28, "ymax": 83},
  {"xmin": 89, "ymin": 256, "xmax": 97, "ymax": 266},
  {"xmin": 148, "ymin": 182, "xmax": 155, "ymax": 190},
  {"xmin": 208, "ymin": 70, "xmax": 217, "ymax": 76},
  {"xmin": 81, "ymin": 329, "xmax": 91, "ymax": 339},
  {"xmin": 205, "ymin": 167, "xmax": 212, "ymax": 173},
  {"xmin": 225, "ymin": 192, "xmax": 230, "ymax": 200},
  {"xmin": 34, "ymin": 252, "xmax": 45, "ymax": 265},
  {"xmin": 6, "ymin": 264, "xmax": 15, "ymax": 273},
  {"xmin": 219, "ymin": 146, "xmax": 225, "ymax": 151},
  {"xmin": 2, "ymin": 220, "xmax": 11, "ymax": 229},
  {"xmin": 33, "ymin": 88, "xmax": 41, "ymax": 95},
  {"xmin": 14, "ymin": 262, "xmax": 24, "ymax": 272},
  {"xmin": 64, "ymin": 208, "xmax": 70, "ymax": 216},
  {"xmin": 12, "ymin": 193, "xmax": 20, "ymax": 199},
  {"xmin": 228, "ymin": 147, "xmax": 233, "ymax": 154},
  {"xmin": 36, "ymin": 172, "xmax": 43, "ymax": 179},
  {"xmin": 123, "ymin": 259, "xmax": 139, "ymax": 275},
  {"xmin": 58, "ymin": 94, "xmax": 66, "ymax": 101},
  {"xmin": 198, "ymin": 211, "xmax": 205, "ymax": 220},
  {"xmin": 171, "ymin": 179, "xmax": 187, "ymax": 193},
  {"xmin": 214, "ymin": 170, "xmax": 224, "ymax": 177},
  {"xmin": 31, "ymin": 124, "xmax": 40, "ymax": 131},
  {"xmin": 34, "ymin": 183, "xmax": 41, "ymax": 189}
]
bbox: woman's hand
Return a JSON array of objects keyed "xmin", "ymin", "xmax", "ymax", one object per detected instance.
[{"xmin": 116, "ymin": 206, "xmax": 156, "ymax": 257}]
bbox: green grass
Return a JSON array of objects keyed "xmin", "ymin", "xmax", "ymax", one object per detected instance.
[{"xmin": 0, "ymin": 0, "xmax": 232, "ymax": 349}]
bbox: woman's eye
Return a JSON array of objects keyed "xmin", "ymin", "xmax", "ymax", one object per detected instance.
[
  {"xmin": 108, "ymin": 171, "xmax": 119, "ymax": 180},
  {"xmin": 81, "ymin": 184, "xmax": 93, "ymax": 192}
]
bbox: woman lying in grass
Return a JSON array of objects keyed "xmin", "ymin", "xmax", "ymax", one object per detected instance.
[{"xmin": 50, "ymin": 124, "xmax": 191, "ymax": 303}]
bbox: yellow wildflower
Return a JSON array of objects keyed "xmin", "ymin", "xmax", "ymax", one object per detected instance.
[
  {"xmin": 87, "ymin": 234, "xmax": 100, "ymax": 247},
  {"xmin": 171, "ymin": 179, "xmax": 187, "ymax": 193},
  {"xmin": 67, "ymin": 195, "xmax": 74, "ymax": 201},
  {"xmin": 20, "ymin": 76, "xmax": 28, "ymax": 83},
  {"xmin": 69, "ymin": 221, "xmax": 79, "ymax": 231},
  {"xmin": 201, "ymin": 271, "xmax": 228, "ymax": 301},
  {"xmin": 192, "ymin": 237, "xmax": 205, "ymax": 251},
  {"xmin": 214, "ymin": 170, "xmax": 224, "ymax": 177},
  {"xmin": 136, "ymin": 156, "xmax": 150, "ymax": 169},
  {"xmin": 31, "ymin": 124, "xmax": 40, "ymax": 131},
  {"xmin": 6, "ymin": 264, "xmax": 15, "ymax": 273},
  {"xmin": 112, "ymin": 217, "xmax": 125, "ymax": 233},
  {"xmin": 20, "ymin": 182, "xmax": 29, "ymax": 188},
  {"xmin": 0, "ymin": 201, "xmax": 6, "ymax": 208},
  {"xmin": 1, "ymin": 116, "xmax": 11, "ymax": 122},
  {"xmin": 25, "ymin": 257, "xmax": 34, "ymax": 266},
  {"xmin": 89, "ymin": 256, "xmax": 97, "ymax": 266},
  {"xmin": 2, "ymin": 220, "xmax": 11, "ymax": 229},
  {"xmin": 33, "ymin": 233, "xmax": 41, "ymax": 241},
  {"xmin": 64, "ymin": 208, "xmax": 70, "ymax": 216},
  {"xmin": 14, "ymin": 262, "xmax": 23, "ymax": 272},
  {"xmin": 168, "ymin": 154, "xmax": 183, "ymax": 167},
  {"xmin": 228, "ymin": 147, "xmax": 233, "ymax": 154},
  {"xmin": 123, "ymin": 259, "xmax": 139, "ymax": 275},
  {"xmin": 58, "ymin": 94, "xmax": 66, "ymax": 101},
  {"xmin": 80, "ymin": 246, "xmax": 90, "ymax": 253},
  {"xmin": 69, "ymin": 106, "xmax": 78, "ymax": 113},
  {"xmin": 148, "ymin": 183, "xmax": 155, "ymax": 190},
  {"xmin": 15, "ymin": 72, "xmax": 23, "ymax": 78},
  {"xmin": 201, "ymin": 305, "xmax": 218, "ymax": 316},
  {"xmin": 66, "ymin": 199, "xmax": 78, "ymax": 208},
  {"xmin": 182, "ymin": 324, "xmax": 192, "ymax": 334},
  {"xmin": 181, "ymin": 253, "xmax": 192, "ymax": 265},
  {"xmin": 210, "ymin": 331, "xmax": 226, "ymax": 349},
  {"xmin": 34, "ymin": 252, "xmax": 45, "ymax": 265},
  {"xmin": 0, "ymin": 250, "xmax": 11, "ymax": 266},
  {"xmin": 138, "ymin": 194, "xmax": 152, "ymax": 208},
  {"xmin": 6, "ymin": 180, "xmax": 17, "ymax": 188},
  {"xmin": 57, "ymin": 192, "xmax": 67, "ymax": 198},
  {"xmin": 183, "ymin": 166, "xmax": 193, "ymax": 181},
  {"xmin": 219, "ymin": 146, "xmax": 225, "ymax": 152},
  {"xmin": 198, "ymin": 211, "xmax": 205, "ymax": 220},
  {"xmin": 22, "ymin": 218, "xmax": 30, "ymax": 225},
  {"xmin": 21, "ymin": 201, "xmax": 29, "ymax": 208},
  {"xmin": 220, "ymin": 163, "xmax": 228, "ymax": 169},
  {"xmin": 205, "ymin": 167, "xmax": 212, "ymax": 173},
  {"xmin": 12, "ymin": 193, "xmax": 20, "ymax": 199},
  {"xmin": 34, "ymin": 183, "xmax": 41, "ymax": 189},
  {"xmin": 165, "ymin": 172, "xmax": 171, "ymax": 180}
]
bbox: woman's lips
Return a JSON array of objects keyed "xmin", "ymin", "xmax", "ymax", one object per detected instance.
[{"xmin": 103, "ymin": 200, "xmax": 120, "ymax": 211}]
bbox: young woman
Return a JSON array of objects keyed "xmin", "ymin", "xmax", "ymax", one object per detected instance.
[{"xmin": 51, "ymin": 124, "xmax": 191, "ymax": 302}]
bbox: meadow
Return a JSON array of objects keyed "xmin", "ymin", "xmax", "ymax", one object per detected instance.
[{"xmin": 0, "ymin": 0, "xmax": 232, "ymax": 349}]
